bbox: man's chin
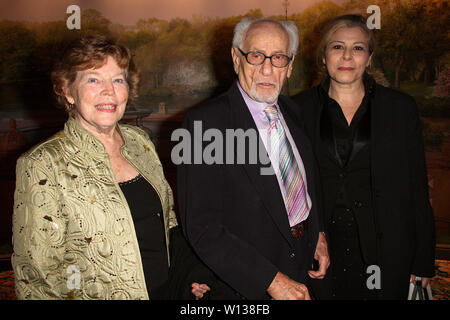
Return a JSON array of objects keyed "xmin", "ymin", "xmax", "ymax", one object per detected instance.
[{"xmin": 250, "ymin": 88, "xmax": 279, "ymax": 104}]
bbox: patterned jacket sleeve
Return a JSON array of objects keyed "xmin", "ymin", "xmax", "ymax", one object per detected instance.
[{"xmin": 12, "ymin": 154, "xmax": 67, "ymax": 299}]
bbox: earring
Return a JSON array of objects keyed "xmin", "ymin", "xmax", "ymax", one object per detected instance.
[{"xmin": 68, "ymin": 102, "xmax": 75, "ymax": 111}]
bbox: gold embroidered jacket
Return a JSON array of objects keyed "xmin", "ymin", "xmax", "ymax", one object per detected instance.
[{"xmin": 12, "ymin": 117, "xmax": 178, "ymax": 299}]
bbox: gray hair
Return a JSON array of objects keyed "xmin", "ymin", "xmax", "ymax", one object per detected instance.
[{"xmin": 232, "ymin": 17, "xmax": 299, "ymax": 56}]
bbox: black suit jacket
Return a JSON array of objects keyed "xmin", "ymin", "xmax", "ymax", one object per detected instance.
[
  {"xmin": 292, "ymin": 80, "xmax": 435, "ymax": 299},
  {"xmin": 177, "ymin": 82, "xmax": 321, "ymax": 299}
]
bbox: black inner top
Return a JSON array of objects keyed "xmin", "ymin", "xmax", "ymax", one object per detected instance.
[
  {"xmin": 325, "ymin": 89, "xmax": 370, "ymax": 168},
  {"xmin": 119, "ymin": 174, "xmax": 168, "ymax": 299}
]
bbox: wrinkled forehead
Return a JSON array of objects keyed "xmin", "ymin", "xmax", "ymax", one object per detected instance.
[{"xmin": 242, "ymin": 21, "xmax": 290, "ymax": 53}]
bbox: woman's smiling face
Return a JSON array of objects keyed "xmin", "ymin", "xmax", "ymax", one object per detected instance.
[{"xmin": 64, "ymin": 56, "xmax": 129, "ymax": 134}]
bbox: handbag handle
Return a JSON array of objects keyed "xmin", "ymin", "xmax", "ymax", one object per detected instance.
[{"xmin": 411, "ymin": 279, "xmax": 430, "ymax": 300}]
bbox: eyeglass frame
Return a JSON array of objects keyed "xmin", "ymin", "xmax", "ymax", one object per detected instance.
[{"xmin": 237, "ymin": 48, "xmax": 293, "ymax": 68}]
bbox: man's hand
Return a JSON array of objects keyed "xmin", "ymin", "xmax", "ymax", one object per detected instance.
[
  {"xmin": 191, "ymin": 282, "xmax": 211, "ymax": 300},
  {"xmin": 308, "ymin": 232, "xmax": 330, "ymax": 279},
  {"xmin": 410, "ymin": 275, "xmax": 431, "ymax": 288},
  {"xmin": 267, "ymin": 272, "xmax": 311, "ymax": 300}
]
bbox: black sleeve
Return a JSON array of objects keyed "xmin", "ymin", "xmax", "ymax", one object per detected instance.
[
  {"xmin": 406, "ymin": 98, "xmax": 436, "ymax": 277},
  {"xmin": 166, "ymin": 226, "xmax": 221, "ymax": 300}
]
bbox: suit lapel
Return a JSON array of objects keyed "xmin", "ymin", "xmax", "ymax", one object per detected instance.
[
  {"xmin": 227, "ymin": 84, "xmax": 294, "ymax": 247},
  {"xmin": 347, "ymin": 99, "xmax": 371, "ymax": 164},
  {"xmin": 348, "ymin": 76, "xmax": 376, "ymax": 165}
]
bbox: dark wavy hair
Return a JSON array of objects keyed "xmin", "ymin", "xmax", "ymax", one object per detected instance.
[{"xmin": 51, "ymin": 35, "xmax": 139, "ymax": 113}]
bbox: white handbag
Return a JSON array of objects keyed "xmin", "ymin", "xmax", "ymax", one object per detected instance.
[{"xmin": 407, "ymin": 277, "xmax": 433, "ymax": 300}]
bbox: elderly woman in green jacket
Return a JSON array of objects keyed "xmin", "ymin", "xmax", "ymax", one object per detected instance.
[{"xmin": 12, "ymin": 35, "xmax": 211, "ymax": 300}]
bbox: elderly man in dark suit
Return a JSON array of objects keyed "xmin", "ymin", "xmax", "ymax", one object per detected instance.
[{"xmin": 176, "ymin": 17, "xmax": 329, "ymax": 300}]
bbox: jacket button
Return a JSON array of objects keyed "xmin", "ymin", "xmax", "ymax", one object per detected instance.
[
  {"xmin": 290, "ymin": 252, "xmax": 295, "ymax": 258},
  {"xmin": 354, "ymin": 201, "xmax": 362, "ymax": 208}
]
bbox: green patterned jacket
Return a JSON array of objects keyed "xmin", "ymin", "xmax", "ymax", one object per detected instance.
[{"xmin": 12, "ymin": 117, "xmax": 178, "ymax": 299}]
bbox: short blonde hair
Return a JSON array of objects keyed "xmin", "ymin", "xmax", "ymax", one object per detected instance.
[{"xmin": 317, "ymin": 14, "xmax": 375, "ymax": 71}]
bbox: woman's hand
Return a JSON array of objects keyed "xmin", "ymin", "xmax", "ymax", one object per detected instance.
[
  {"xmin": 191, "ymin": 282, "xmax": 211, "ymax": 300},
  {"xmin": 410, "ymin": 275, "xmax": 431, "ymax": 288},
  {"xmin": 308, "ymin": 232, "xmax": 330, "ymax": 279}
]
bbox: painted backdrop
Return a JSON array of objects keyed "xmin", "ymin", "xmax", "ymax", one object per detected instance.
[{"xmin": 0, "ymin": 0, "xmax": 449, "ymax": 257}]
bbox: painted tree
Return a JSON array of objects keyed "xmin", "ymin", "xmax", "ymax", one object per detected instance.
[
  {"xmin": 290, "ymin": 1, "xmax": 344, "ymax": 89},
  {"xmin": 433, "ymin": 68, "xmax": 450, "ymax": 98},
  {"xmin": 415, "ymin": 0, "xmax": 449, "ymax": 85},
  {"xmin": 0, "ymin": 21, "xmax": 36, "ymax": 81},
  {"xmin": 79, "ymin": 9, "xmax": 111, "ymax": 37},
  {"xmin": 346, "ymin": 0, "xmax": 449, "ymax": 87}
]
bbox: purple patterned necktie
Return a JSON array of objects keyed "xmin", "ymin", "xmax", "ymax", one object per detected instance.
[{"xmin": 264, "ymin": 105, "xmax": 309, "ymax": 226}]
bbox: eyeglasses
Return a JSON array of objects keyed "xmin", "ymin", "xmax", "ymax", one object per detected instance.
[{"xmin": 238, "ymin": 48, "xmax": 292, "ymax": 68}]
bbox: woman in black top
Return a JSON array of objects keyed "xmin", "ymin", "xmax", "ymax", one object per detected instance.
[
  {"xmin": 119, "ymin": 174, "xmax": 216, "ymax": 300},
  {"xmin": 12, "ymin": 35, "xmax": 215, "ymax": 300},
  {"xmin": 292, "ymin": 15, "xmax": 435, "ymax": 299}
]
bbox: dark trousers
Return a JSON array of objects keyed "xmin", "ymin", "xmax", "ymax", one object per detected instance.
[{"xmin": 327, "ymin": 207, "xmax": 378, "ymax": 300}]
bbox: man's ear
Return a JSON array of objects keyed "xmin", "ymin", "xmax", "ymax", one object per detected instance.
[
  {"xmin": 287, "ymin": 55, "xmax": 295, "ymax": 79},
  {"xmin": 231, "ymin": 47, "xmax": 241, "ymax": 75}
]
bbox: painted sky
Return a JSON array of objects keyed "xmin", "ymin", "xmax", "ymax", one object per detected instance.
[{"xmin": 0, "ymin": 0, "xmax": 345, "ymax": 25}]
